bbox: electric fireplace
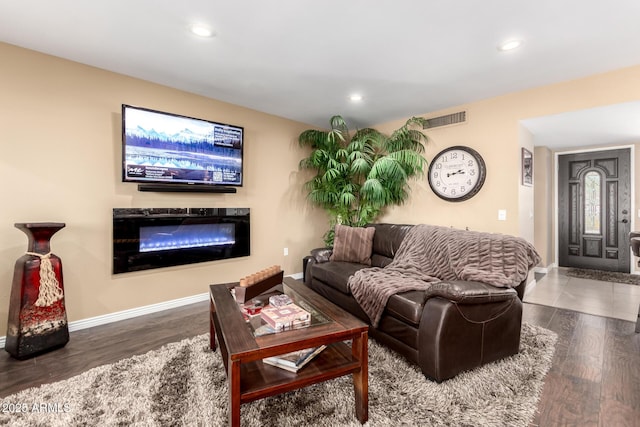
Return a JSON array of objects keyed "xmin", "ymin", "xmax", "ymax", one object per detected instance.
[{"xmin": 113, "ymin": 208, "xmax": 250, "ymax": 274}]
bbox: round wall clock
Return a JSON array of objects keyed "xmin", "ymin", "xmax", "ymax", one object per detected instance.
[{"xmin": 428, "ymin": 146, "xmax": 486, "ymax": 202}]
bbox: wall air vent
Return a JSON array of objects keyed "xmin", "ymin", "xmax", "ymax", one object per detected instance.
[{"xmin": 423, "ymin": 111, "xmax": 467, "ymax": 129}]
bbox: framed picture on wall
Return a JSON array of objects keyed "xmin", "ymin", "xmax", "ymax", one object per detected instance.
[{"xmin": 522, "ymin": 148, "xmax": 533, "ymax": 186}]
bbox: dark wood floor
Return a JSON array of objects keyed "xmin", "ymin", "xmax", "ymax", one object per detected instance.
[
  {"xmin": 0, "ymin": 301, "xmax": 210, "ymax": 399},
  {"xmin": 1, "ymin": 301, "xmax": 638, "ymax": 426},
  {"xmin": 523, "ymin": 303, "xmax": 640, "ymax": 427}
]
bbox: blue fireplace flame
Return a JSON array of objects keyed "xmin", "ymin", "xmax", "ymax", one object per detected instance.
[{"xmin": 139, "ymin": 223, "xmax": 235, "ymax": 253}]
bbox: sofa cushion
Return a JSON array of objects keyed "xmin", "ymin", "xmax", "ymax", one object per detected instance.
[
  {"xmin": 368, "ymin": 223, "xmax": 412, "ymax": 259},
  {"xmin": 311, "ymin": 261, "xmax": 367, "ymax": 295},
  {"xmin": 330, "ymin": 224, "xmax": 375, "ymax": 265},
  {"xmin": 385, "ymin": 290, "xmax": 426, "ymax": 326},
  {"xmin": 376, "ymin": 313, "xmax": 419, "ymax": 349},
  {"xmin": 370, "ymin": 254, "xmax": 394, "ymax": 268}
]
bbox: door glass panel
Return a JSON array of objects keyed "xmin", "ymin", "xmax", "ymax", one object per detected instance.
[{"xmin": 584, "ymin": 171, "xmax": 601, "ymax": 234}]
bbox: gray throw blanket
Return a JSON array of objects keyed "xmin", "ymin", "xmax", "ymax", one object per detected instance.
[{"xmin": 349, "ymin": 225, "xmax": 541, "ymax": 327}]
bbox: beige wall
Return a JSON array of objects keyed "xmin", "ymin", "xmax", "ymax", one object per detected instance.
[
  {"xmin": 375, "ymin": 65, "xmax": 640, "ymax": 268},
  {"xmin": 3, "ymin": 41, "xmax": 640, "ymax": 336},
  {"xmin": 375, "ymin": 106, "xmax": 524, "ymax": 235},
  {"xmin": 0, "ymin": 42, "xmax": 327, "ymax": 335},
  {"xmin": 533, "ymin": 146, "xmax": 554, "ymax": 267}
]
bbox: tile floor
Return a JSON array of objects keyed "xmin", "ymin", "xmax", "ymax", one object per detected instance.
[{"xmin": 524, "ymin": 267, "xmax": 640, "ymax": 323}]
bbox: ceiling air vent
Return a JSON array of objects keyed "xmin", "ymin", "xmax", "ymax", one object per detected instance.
[{"xmin": 423, "ymin": 111, "xmax": 467, "ymax": 129}]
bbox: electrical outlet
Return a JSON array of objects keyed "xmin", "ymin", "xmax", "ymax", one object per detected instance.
[
  {"xmin": 283, "ymin": 247, "xmax": 288, "ymax": 256},
  {"xmin": 498, "ymin": 210, "xmax": 507, "ymax": 221}
]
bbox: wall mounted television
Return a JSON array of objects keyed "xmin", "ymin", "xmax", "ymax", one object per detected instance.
[{"xmin": 122, "ymin": 104, "xmax": 244, "ymax": 188}]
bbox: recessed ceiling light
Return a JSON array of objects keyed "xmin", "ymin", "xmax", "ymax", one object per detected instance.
[
  {"xmin": 497, "ymin": 39, "xmax": 523, "ymax": 51},
  {"xmin": 190, "ymin": 24, "xmax": 215, "ymax": 38},
  {"xmin": 349, "ymin": 94, "xmax": 363, "ymax": 102}
]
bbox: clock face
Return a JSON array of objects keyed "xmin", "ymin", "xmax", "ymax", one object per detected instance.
[{"xmin": 428, "ymin": 146, "xmax": 486, "ymax": 202}]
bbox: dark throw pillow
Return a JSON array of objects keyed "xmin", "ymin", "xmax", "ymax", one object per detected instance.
[{"xmin": 330, "ymin": 225, "xmax": 375, "ymax": 265}]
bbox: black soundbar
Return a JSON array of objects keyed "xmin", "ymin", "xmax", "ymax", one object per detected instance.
[{"xmin": 137, "ymin": 184, "xmax": 237, "ymax": 193}]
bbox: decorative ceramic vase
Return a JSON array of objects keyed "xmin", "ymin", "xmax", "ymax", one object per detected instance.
[{"xmin": 5, "ymin": 222, "xmax": 69, "ymax": 359}]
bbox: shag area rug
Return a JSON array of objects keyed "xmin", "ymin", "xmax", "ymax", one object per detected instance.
[
  {"xmin": 566, "ymin": 267, "xmax": 640, "ymax": 286},
  {"xmin": 0, "ymin": 323, "xmax": 556, "ymax": 427}
]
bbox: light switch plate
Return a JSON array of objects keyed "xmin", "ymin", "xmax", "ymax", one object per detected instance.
[{"xmin": 498, "ymin": 209, "xmax": 507, "ymax": 221}]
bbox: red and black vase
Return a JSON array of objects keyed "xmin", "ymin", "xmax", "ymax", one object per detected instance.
[{"xmin": 5, "ymin": 222, "xmax": 69, "ymax": 359}]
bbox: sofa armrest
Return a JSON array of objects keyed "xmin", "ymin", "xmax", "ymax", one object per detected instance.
[
  {"xmin": 423, "ymin": 280, "xmax": 517, "ymax": 305},
  {"xmin": 309, "ymin": 247, "xmax": 333, "ymax": 263},
  {"xmin": 303, "ymin": 247, "xmax": 333, "ymax": 286},
  {"xmin": 302, "ymin": 256, "xmax": 314, "ymax": 285}
]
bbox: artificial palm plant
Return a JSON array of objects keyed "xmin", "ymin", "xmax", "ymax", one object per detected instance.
[{"xmin": 299, "ymin": 115, "xmax": 429, "ymax": 245}]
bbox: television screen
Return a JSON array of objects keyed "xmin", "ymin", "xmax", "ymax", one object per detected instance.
[{"xmin": 122, "ymin": 104, "xmax": 244, "ymax": 187}]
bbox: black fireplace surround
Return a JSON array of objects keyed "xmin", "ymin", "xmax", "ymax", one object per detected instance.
[{"xmin": 113, "ymin": 208, "xmax": 250, "ymax": 274}]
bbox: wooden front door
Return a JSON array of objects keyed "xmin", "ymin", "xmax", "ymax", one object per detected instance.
[{"xmin": 558, "ymin": 148, "xmax": 631, "ymax": 273}]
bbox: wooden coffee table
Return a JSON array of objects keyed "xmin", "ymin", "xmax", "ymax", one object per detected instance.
[{"xmin": 209, "ymin": 277, "xmax": 369, "ymax": 426}]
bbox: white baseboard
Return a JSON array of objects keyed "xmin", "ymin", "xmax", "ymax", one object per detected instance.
[
  {"xmin": 0, "ymin": 292, "xmax": 209, "ymax": 350},
  {"xmin": 525, "ymin": 279, "xmax": 537, "ymax": 295},
  {"xmin": 534, "ymin": 262, "xmax": 557, "ymax": 274},
  {"xmin": 0, "ymin": 273, "xmax": 304, "ymax": 350},
  {"xmin": 69, "ymin": 292, "xmax": 210, "ymax": 333}
]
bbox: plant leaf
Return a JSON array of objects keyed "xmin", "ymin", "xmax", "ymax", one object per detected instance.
[{"xmin": 299, "ymin": 114, "xmax": 429, "ymax": 241}]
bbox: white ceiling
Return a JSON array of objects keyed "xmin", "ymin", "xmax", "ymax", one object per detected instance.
[
  {"xmin": 1, "ymin": 0, "xmax": 640, "ymax": 146},
  {"xmin": 521, "ymin": 102, "xmax": 640, "ymax": 150}
]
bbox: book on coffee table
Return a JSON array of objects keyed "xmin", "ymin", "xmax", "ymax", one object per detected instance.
[
  {"xmin": 263, "ymin": 345, "xmax": 327, "ymax": 373},
  {"xmin": 260, "ymin": 303, "xmax": 310, "ymax": 331}
]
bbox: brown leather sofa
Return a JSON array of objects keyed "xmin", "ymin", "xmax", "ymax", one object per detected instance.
[{"xmin": 303, "ymin": 223, "xmax": 528, "ymax": 382}]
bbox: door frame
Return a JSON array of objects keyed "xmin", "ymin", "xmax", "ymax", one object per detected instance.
[{"xmin": 554, "ymin": 144, "xmax": 636, "ymax": 273}]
